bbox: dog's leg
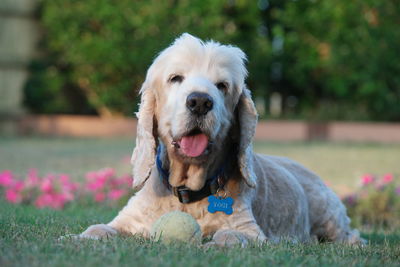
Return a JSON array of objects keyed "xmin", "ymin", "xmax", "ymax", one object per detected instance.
[
  {"xmin": 204, "ymin": 208, "xmax": 267, "ymax": 248},
  {"xmin": 78, "ymin": 224, "xmax": 118, "ymax": 240},
  {"xmin": 209, "ymin": 227, "xmax": 266, "ymax": 248},
  {"xmin": 316, "ymin": 211, "xmax": 366, "ymax": 245},
  {"xmin": 71, "ymin": 191, "xmax": 156, "ymax": 240},
  {"xmin": 311, "ymin": 190, "xmax": 366, "ymax": 245},
  {"xmin": 106, "ymin": 196, "xmax": 154, "ymax": 238}
]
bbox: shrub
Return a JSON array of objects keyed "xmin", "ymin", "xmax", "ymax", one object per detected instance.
[
  {"xmin": 84, "ymin": 167, "xmax": 132, "ymax": 204},
  {"xmin": 264, "ymin": 0, "xmax": 400, "ymax": 120},
  {"xmin": 343, "ymin": 173, "xmax": 400, "ymax": 229},
  {"xmin": 24, "ymin": 0, "xmax": 400, "ymax": 121},
  {"xmin": 26, "ymin": 0, "xmax": 263, "ymax": 116}
]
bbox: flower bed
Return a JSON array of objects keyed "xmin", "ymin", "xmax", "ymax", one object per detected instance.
[
  {"xmin": 1, "ymin": 168, "xmax": 399, "ymax": 229},
  {"xmin": 0, "ymin": 168, "xmax": 132, "ymax": 209},
  {"xmin": 343, "ymin": 173, "xmax": 400, "ymax": 229}
]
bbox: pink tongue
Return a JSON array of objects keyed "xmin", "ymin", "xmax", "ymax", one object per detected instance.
[{"xmin": 179, "ymin": 133, "xmax": 209, "ymax": 157}]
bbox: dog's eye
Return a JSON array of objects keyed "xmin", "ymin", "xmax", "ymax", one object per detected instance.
[
  {"xmin": 169, "ymin": 75, "xmax": 184, "ymax": 83},
  {"xmin": 216, "ymin": 82, "xmax": 228, "ymax": 91}
]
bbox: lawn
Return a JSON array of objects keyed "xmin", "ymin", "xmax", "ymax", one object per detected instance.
[
  {"xmin": 1, "ymin": 137, "xmax": 399, "ymax": 266},
  {"xmin": 1, "ymin": 137, "xmax": 399, "ymax": 193},
  {"xmin": 1, "ymin": 201, "xmax": 399, "ymax": 267}
]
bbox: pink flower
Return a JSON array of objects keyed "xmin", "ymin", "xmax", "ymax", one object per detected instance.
[
  {"xmin": 62, "ymin": 190, "xmax": 74, "ymax": 201},
  {"xmin": 40, "ymin": 177, "xmax": 53, "ymax": 193},
  {"xmin": 60, "ymin": 174, "xmax": 70, "ymax": 184},
  {"xmin": 51, "ymin": 194, "xmax": 68, "ymax": 209},
  {"xmin": 87, "ymin": 168, "xmax": 114, "ymax": 182},
  {"xmin": 115, "ymin": 175, "xmax": 132, "ymax": 187},
  {"xmin": 5, "ymin": 189, "xmax": 22, "ymax": 203},
  {"xmin": 382, "ymin": 173, "xmax": 394, "ymax": 184},
  {"xmin": 108, "ymin": 189, "xmax": 125, "ymax": 201},
  {"xmin": 0, "ymin": 167, "xmax": 135, "ymax": 209},
  {"xmin": 59, "ymin": 174, "xmax": 78, "ymax": 192},
  {"xmin": 85, "ymin": 171, "xmax": 98, "ymax": 181},
  {"xmin": 86, "ymin": 179, "xmax": 106, "ymax": 192},
  {"xmin": 85, "ymin": 169, "xmax": 112, "ymax": 192},
  {"xmin": 26, "ymin": 169, "xmax": 40, "ymax": 187},
  {"xmin": 109, "ymin": 176, "xmax": 129, "ymax": 188},
  {"xmin": 35, "ymin": 192, "xmax": 70, "ymax": 210},
  {"xmin": 35, "ymin": 193, "xmax": 53, "ymax": 208},
  {"xmin": 99, "ymin": 168, "xmax": 115, "ymax": 179},
  {"xmin": 361, "ymin": 174, "xmax": 374, "ymax": 186},
  {"xmin": 68, "ymin": 182, "xmax": 79, "ymax": 192},
  {"xmin": 14, "ymin": 181, "xmax": 25, "ymax": 191},
  {"xmin": 0, "ymin": 170, "xmax": 13, "ymax": 187},
  {"xmin": 94, "ymin": 192, "xmax": 105, "ymax": 202}
]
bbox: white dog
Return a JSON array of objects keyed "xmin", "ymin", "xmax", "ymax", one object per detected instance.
[{"xmin": 76, "ymin": 33, "xmax": 363, "ymax": 247}]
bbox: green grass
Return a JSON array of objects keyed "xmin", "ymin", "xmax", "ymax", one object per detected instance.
[
  {"xmin": 1, "ymin": 137, "xmax": 400, "ymax": 266},
  {"xmin": 0, "ymin": 137, "xmax": 132, "ymax": 178},
  {"xmin": 1, "ymin": 201, "xmax": 399, "ymax": 267}
]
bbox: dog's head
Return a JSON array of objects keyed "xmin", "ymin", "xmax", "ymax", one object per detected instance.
[{"xmin": 131, "ymin": 33, "xmax": 258, "ymax": 190}]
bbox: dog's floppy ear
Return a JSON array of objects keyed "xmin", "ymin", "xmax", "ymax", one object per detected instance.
[
  {"xmin": 131, "ymin": 81, "xmax": 157, "ymax": 189},
  {"xmin": 237, "ymin": 87, "xmax": 258, "ymax": 188}
]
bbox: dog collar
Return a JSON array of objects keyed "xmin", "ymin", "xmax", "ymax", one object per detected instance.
[{"xmin": 156, "ymin": 147, "xmax": 225, "ymax": 204}]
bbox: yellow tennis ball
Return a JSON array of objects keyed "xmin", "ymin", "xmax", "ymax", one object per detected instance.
[{"xmin": 150, "ymin": 211, "xmax": 202, "ymax": 245}]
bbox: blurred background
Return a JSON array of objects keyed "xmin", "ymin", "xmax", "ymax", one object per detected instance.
[
  {"xmin": 0, "ymin": 0, "xmax": 400, "ymax": 232},
  {"xmin": 1, "ymin": 0, "xmax": 399, "ymax": 121}
]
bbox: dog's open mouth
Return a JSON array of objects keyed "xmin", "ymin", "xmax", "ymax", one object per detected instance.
[{"xmin": 174, "ymin": 128, "xmax": 211, "ymax": 158}]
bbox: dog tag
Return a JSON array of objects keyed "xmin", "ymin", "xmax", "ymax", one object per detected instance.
[{"xmin": 207, "ymin": 195, "xmax": 234, "ymax": 215}]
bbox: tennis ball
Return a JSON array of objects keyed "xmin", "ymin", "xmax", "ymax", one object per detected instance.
[{"xmin": 150, "ymin": 211, "xmax": 202, "ymax": 245}]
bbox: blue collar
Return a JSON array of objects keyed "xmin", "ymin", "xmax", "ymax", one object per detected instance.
[{"xmin": 156, "ymin": 146, "xmax": 226, "ymax": 203}]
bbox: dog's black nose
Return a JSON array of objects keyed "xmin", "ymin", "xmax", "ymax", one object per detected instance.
[{"xmin": 186, "ymin": 92, "xmax": 214, "ymax": 115}]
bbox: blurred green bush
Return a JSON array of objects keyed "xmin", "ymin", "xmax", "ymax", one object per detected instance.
[
  {"xmin": 24, "ymin": 0, "xmax": 400, "ymax": 121},
  {"xmin": 25, "ymin": 0, "xmax": 265, "ymax": 116},
  {"xmin": 270, "ymin": 0, "xmax": 400, "ymax": 121}
]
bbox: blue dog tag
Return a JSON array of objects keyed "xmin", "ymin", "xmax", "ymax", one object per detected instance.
[{"xmin": 207, "ymin": 195, "xmax": 234, "ymax": 215}]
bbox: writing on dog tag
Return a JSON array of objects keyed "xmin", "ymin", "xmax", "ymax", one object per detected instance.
[{"xmin": 207, "ymin": 195, "xmax": 234, "ymax": 215}]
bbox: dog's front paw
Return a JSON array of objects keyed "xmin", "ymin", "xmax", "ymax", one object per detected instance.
[
  {"xmin": 210, "ymin": 230, "xmax": 250, "ymax": 248},
  {"xmin": 59, "ymin": 224, "xmax": 118, "ymax": 240},
  {"xmin": 68, "ymin": 224, "xmax": 118, "ymax": 240},
  {"xmin": 80, "ymin": 224, "xmax": 118, "ymax": 239}
]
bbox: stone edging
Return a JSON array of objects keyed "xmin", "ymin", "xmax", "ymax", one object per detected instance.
[{"xmin": 2, "ymin": 115, "xmax": 399, "ymax": 143}]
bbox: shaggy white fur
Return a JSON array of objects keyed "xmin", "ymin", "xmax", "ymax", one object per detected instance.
[{"xmin": 78, "ymin": 33, "xmax": 364, "ymax": 247}]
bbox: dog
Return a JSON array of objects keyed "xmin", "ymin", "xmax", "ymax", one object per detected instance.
[{"xmin": 76, "ymin": 33, "xmax": 364, "ymax": 247}]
